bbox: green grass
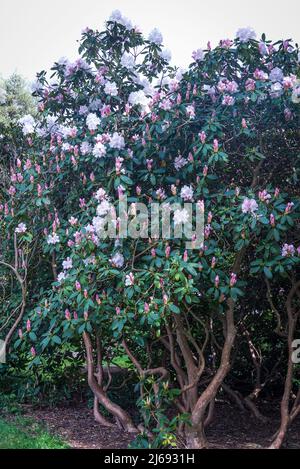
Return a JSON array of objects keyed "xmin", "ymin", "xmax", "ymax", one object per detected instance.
[{"xmin": 0, "ymin": 416, "xmax": 69, "ymax": 449}]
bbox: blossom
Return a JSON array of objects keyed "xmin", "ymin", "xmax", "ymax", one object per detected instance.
[
  {"xmin": 291, "ymin": 81, "xmax": 300, "ymax": 103},
  {"xmin": 80, "ymin": 141, "xmax": 92, "ymax": 155},
  {"xmin": 95, "ymin": 188, "xmax": 107, "ymax": 201},
  {"xmin": 281, "ymin": 244, "xmax": 295, "ymax": 257},
  {"xmin": 47, "ymin": 233, "xmax": 60, "ymax": 244},
  {"xmin": 220, "ymin": 39, "xmax": 233, "ymax": 48},
  {"xmin": 65, "ymin": 309, "xmax": 71, "ymax": 320},
  {"xmin": 156, "ymin": 188, "xmax": 166, "ymax": 200},
  {"xmin": 214, "ymin": 275, "xmax": 220, "ymax": 288},
  {"xmin": 222, "ymin": 95, "xmax": 235, "ymax": 106},
  {"xmin": 159, "ymin": 49, "xmax": 172, "ymax": 62},
  {"xmin": 96, "ymin": 200, "xmax": 111, "ymax": 216},
  {"xmin": 148, "ymin": 28, "xmax": 163, "ymax": 45},
  {"xmin": 213, "ymin": 139, "xmax": 219, "ymax": 152},
  {"xmin": 241, "ymin": 197, "xmax": 258, "ymax": 214},
  {"xmin": 104, "ymin": 81, "xmax": 118, "ymax": 96},
  {"xmin": 253, "ymin": 69, "xmax": 268, "ymax": 81},
  {"xmin": 121, "ymin": 52, "xmax": 135, "ymax": 69},
  {"xmin": 128, "ymin": 90, "xmax": 150, "ymax": 111},
  {"xmin": 109, "ymin": 132, "xmax": 125, "ymax": 149},
  {"xmin": 18, "ymin": 115, "xmax": 35, "ymax": 135},
  {"xmin": 86, "ymin": 113, "xmax": 100, "ymax": 131},
  {"xmin": 174, "ymin": 155, "xmax": 188, "ymax": 171},
  {"xmin": 270, "ymin": 82, "xmax": 283, "ymax": 98},
  {"xmin": 115, "ymin": 156, "xmax": 124, "ymax": 174},
  {"xmin": 180, "ymin": 185, "xmax": 194, "ymax": 201},
  {"xmin": 199, "ymin": 131, "xmax": 206, "ymax": 144},
  {"xmin": 186, "ymin": 105, "xmax": 195, "ymax": 119},
  {"xmin": 69, "ymin": 216, "xmax": 78, "ymax": 226},
  {"xmin": 258, "ymin": 190, "xmax": 271, "ymax": 202},
  {"xmin": 93, "ymin": 142, "xmax": 106, "ymax": 158},
  {"xmin": 236, "ymin": 27, "xmax": 256, "ymax": 43},
  {"xmin": 62, "ymin": 257, "xmax": 73, "ymax": 270},
  {"xmin": 57, "ymin": 272, "xmax": 67, "ymax": 283},
  {"xmin": 230, "ymin": 273, "xmax": 237, "ymax": 287},
  {"xmin": 285, "ymin": 202, "xmax": 294, "ymax": 214},
  {"xmin": 269, "ymin": 67, "xmax": 284, "ymax": 83},
  {"xmin": 110, "ymin": 252, "xmax": 125, "ymax": 268},
  {"xmin": 109, "ymin": 9, "xmax": 123, "ymax": 23},
  {"xmin": 79, "ymin": 105, "xmax": 88, "ymax": 115},
  {"xmin": 192, "ymin": 49, "xmax": 204, "ymax": 61},
  {"xmin": 92, "ymin": 216, "xmax": 105, "ymax": 234},
  {"xmin": 15, "ymin": 223, "xmax": 27, "ymax": 234},
  {"xmin": 174, "ymin": 208, "xmax": 189, "ymax": 225},
  {"xmin": 270, "ymin": 214, "xmax": 275, "ymax": 227},
  {"xmin": 125, "ymin": 272, "xmax": 135, "ymax": 286},
  {"xmin": 259, "ymin": 42, "xmax": 268, "ymax": 55},
  {"xmin": 245, "ymin": 78, "xmax": 256, "ymax": 91},
  {"xmin": 109, "ymin": 10, "xmax": 132, "ymax": 30}
]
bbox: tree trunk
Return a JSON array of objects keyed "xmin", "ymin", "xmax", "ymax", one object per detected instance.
[
  {"xmin": 83, "ymin": 331, "xmax": 137, "ymax": 433},
  {"xmin": 187, "ymin": 299, "xmax": 236, "ymax": 448},
  {"xmin": 269, "ymin": 281, "xmax": 300, "ymax": 449},
  {"xmin": 185, "ymin": 423, "xmax": 208, "ymax": 449}
]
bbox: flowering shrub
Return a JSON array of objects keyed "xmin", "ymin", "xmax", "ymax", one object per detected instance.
[{"xmin": 1, "ymin": 13, "xmax": 300, "ymax": 448}]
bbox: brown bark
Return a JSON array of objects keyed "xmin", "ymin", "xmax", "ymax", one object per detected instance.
[
  {"xmin": 186, "ymin": 298, "xmax": 237, "ymax": 448},
  {"xmin": 269, "ymin": 280, "xmax": 300, "ymax": 449},
  {"xmin": 83, "ymin": 331, "xmax": 137, "ymax": 433}
]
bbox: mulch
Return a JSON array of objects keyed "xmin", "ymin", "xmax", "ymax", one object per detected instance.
[{"xmin": 6, "ymin": 401, "xmax": 300, "ymax": 449}]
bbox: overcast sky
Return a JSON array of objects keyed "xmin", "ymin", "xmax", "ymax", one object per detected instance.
[{"xmin": 1, "ymin": 0, "xmax": 300, "ymax": 81}]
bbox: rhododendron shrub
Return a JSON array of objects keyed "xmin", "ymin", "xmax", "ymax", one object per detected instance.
[{"xmin": 1, "ymin": 14, "xmax": 300, "ymax": 448}]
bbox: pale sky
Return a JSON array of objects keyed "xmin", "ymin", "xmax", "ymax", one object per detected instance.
[{"xmin": 1, "ymin": 0, "xmax": 300, "ymax": 81}]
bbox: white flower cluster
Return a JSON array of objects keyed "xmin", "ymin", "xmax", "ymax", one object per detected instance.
[
  {"xmin": 94, "ymin": 188, "xmax": 107, "ymax": 201},
  {"xmin": 86, "ymin": 113, "xmax": 100, "ymax": 131},
  {"xmin": 110, "ymin": 252, "xmax": 125, "ymax": 268},
  {"xmin": 121, "ymin": 52, "xmax": 135, "ymax": 70},
  {"xmin": 148, "ymin": 28, "xmax": 163, "ymax": 45},
  {"xmin": 109, "ymin": 10, "xmax": 133, "ymax": 30},
  {"xmin": 18, "ymin": 114, "xmax": 35, "ymax": 135},
  {"xmin": 104, "ymin": 81, "xmax": 118, "ymax": 96},
  {"xmin": 128, "ymin": 90, "xmax": 150, "ymax": 112},
  {"xmin": 80, "ymin": 141, "xmax": 92, "ymax": 155},
  {"xmin": 180, "ymin": 185, "xmax": 194, "ymax": 201},
  {"xmin": 236, "ymin": 27, "xmax": 256, "ymax": 43},
  {"xmin": 15, "ymin": 223, "xmax": 27, "ymax": 234},
  {"xmin": 159, "ymin": 49, "xmax": 172, "ymax": 63},
  {"xmin": 93, "ymin": 142, "xmax": 106, "ymax": 158},
  {"xmin": 241, "ymin": 197, "xmax": 258, "ymax": 214},
  {"xmin": 109, "ymin": 132, "xmax": 125, "ymax": 149},
  {"xmin": 47, "ymin": 233, "xmax": 60, "ymax": 245},
  {"xmin": 62, "ymin": 257, "xmax": 73, "ymax": 270},
  {"xmin": 174, "ymin": 155, "xmax": 188, "ymax": 171},
  {"xmin": 174, "ymin": 208, "xmax": 189, "ymax": 225}
]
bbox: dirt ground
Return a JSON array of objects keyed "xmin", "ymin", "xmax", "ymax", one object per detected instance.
[{"xmin": 21, "ymin": 401, "xmax": 300, "ymax": 449}]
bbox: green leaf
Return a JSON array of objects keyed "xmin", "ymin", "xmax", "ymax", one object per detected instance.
[
  {"xmin": 263, "ymin": 266, "xmax": 273, "ymax": 279},
  {"xmin": 169, "ymin": 304, "xmax": 180, "ymax": 314}
]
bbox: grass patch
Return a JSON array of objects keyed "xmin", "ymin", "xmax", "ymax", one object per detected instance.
[{"xmin": 0, "ymin": 416, "xmax": 69, "ymax": 449}]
